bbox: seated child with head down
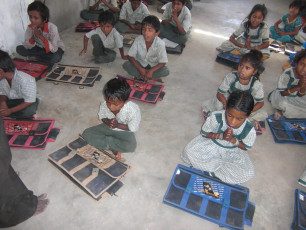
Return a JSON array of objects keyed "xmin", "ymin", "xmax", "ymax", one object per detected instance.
[
  {"xmin": 80, "ymin": 0, "xmax": 120, "ymax": 22},
  {"xmin": 16, "ymin": 1, "xmax": 65, "ymax": 64},
  {"xmin": 202, "ymin": 50, "xmax": 268, "ymax": 128},
  {"xmin": 123, "ymin": 15, "xmax": 169, "ymax": 82},
  {"xmin": 82, "ymin": 77, "xmax": 141, "ymax": 160},
  {"xmin": 115, "ymin": 0, "xmax": 150, "ymax": 34},
  {"xmin": 268, "ymin": 49, "xmax": 306, "ymax": 119},
  {"xmin": 0, "ymin": 50, "xmax": 39, "ymax": 119},
  {"xmin": 79, "ymin": 11, "xmax": 127, "ymax": 63},
  {"xmin": 270, "ymin": 0, "xmax": 304, "ymax": 43},
  {"xmin": 160, "ymin": 0, "xmax": 191, "ymax": 45},
  {"xmin": 182, "ymin": 91, "xmax": 256, "ymax": 184},
  {"xmin": 217, "ymin": 4, "xmax": 270, "ymax": 60}
]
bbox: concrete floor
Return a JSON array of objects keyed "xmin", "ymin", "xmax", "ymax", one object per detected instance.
[{"xmin": 7, "ymin": 0, "xmax": 306, "ymax": 229}]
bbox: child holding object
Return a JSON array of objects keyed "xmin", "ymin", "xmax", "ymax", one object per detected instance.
[
  {"xmin": 182, "ymin": 91, "xmax": 256, "ymax": 184},
  {"xmin": 82, "ymin": 78, "xmax": 141, "ymax": 161}
]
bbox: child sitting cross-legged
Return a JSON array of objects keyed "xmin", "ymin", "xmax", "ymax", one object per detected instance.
[
  {"xmin": 115, "ymin": 0, "xmax": 150, "ymax": 34},
  {"xmin": 270, "ymin": 0, "xmax": 304, "ymax": 43},
  {"xmin": 160, "ymin": 0, "xmax": 191, "ymax": 45},
  {"xmin": 268, "ymin": 49, "xmax": 306, "ymax": 119},
  {"xmin": 182, "ymin": 91, "xmax": 256, "ymax": 184},
  {"xmin": 0, "ymin": 50, "xmax": 39, "ymax": 119},
  {"xmin": 16, "ymin": 1, "xmax": 65, "ymax": 64},
  {"xmin": 123, "ymin": 15, "xmax": 169, "ymax": 82},
  {"xmin": 82, "ymin": 77, "xmax": 141, "ymax": 161},
  {"xmin": 79, "ymin": 11, "xmax": 127, "ymax": 63}
]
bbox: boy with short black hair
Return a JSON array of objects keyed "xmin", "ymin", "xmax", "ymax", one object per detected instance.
[
  {"xmin": 115, "ymin": 0, "xmax": 150, "ymax": 34},
  {"xmin": 0, "ymin": 50, "xmax": 39, "ymax": 119},
  {"xmin": 79, "ymin": 11, "xmax": 127, "ymax": 63},
  {"xmin": 80, "ymin": 0, "xmax": 120, "ymax": 22},
  {"xmin": 123, "ymin": 15, "xmax": 169, "ymax": 82},
  {"xmin": 160, "ymin": 0, "xmax": 191, "ymax": 45},
  {"xmin": 82, "ymin": 77, "xmax": 141, "ymax": 160}
]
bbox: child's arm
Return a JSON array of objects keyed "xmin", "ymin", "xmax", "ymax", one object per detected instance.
[
  {"xmin": 273, "ymin": 19, "xmax": 282, "ymax": 34},
  {"xmin": 0, "ymin": 101, "xmax": 33, "ymax": 117},
  {"xmin": 229, "ymin": 35, "xmax": 246, "ymax": 48},
  {"xmin": 120, "ymin": 19, "xmax": 136, "ymax": 29},
  {"xmin": 119, "ymin": 47, "xmax": 128, "ymax": 60},
  {"xmin": 127, "ymin": 56, "xmax": 147, "ymax": 77},
  {"xmin": 216, "ymin": 92, "xmax": 227, "ymax": 109},
  {"xmin": 79, "ymin": 35, "xmax": 89, "ymax": 56},
  {"xmin": 90, "ymin": 0, "xmax": 102, "ymax": 11},
  {"xmin": 279, "ymin": 25, "xmax": 303, "ymax": 36},
  {"xmin": 281, "ymin": 76, "xmax": 306, "ymax": 96},
  {"xmin": 171, "ymin": 9, "xmax": 186, "ymax": 35},
  {"xmin": 252, "ymin": 101, "xmax": 264, "ymax": 112},
  {"xmin": 144, "ymin": 63, "xmax": 166, "ymax": 80},
  {"xmin": 101, "ymin": 0, "xmax": 120, "ymax": 13}
]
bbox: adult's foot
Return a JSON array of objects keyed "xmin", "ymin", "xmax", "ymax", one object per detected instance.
[{"xmin": 34, "ymin": 193, "xmax": 49, "ymax": 216}]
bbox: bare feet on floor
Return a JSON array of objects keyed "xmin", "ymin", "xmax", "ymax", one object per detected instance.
[
  {"xmin": 274, "ymin": 109, "xmax": 283, "ymax": 120},
  {"xmin": 155, "ymin": 78, "xmax": 164, "ymax": 83},
  {"xmin": 34, "ymin": 193, "xmax": 49, "ymax": 216}
]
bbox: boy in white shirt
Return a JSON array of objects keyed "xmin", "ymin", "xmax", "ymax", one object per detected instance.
[{"xmin": 79, "ymin": 11, "xmax": 127, "ymax": 63}]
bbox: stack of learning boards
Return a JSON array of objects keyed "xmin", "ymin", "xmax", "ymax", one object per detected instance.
[
  {"xmin": 291, "ymin": 189, "xmax": 306, "ymax": 230},
  {"xmin": 116, "ymin": 75, "xmax": 165, "ymax": 104},
  {"xmin": 163, "ymin": 164, "xmax": 255, "ymax": 230},
  {"xmin": 123, "ymin": 34, "xmax": 138, "ymax": 47},
  {"xmin": 13, "ymin": 58, "xmax": 53, "ymax": 80},
  {"xmin": 266, "ymin": 115, "xmax": 306, "ymax": 145},
  {"xmin": 3, "ymin": 117, "xmax": 60, "ymax": 150},
  {"xmin": 162, "ymin": 38, "xmax": 185, "ymax": 54},
  {"xmin": 75, "ymin": 22, "xmax": 99, "ymax": 32},
  {"xmin": 48, "ymin": 137, "xmax": 130, "ymax": 201},
  {"xmin": 46, "ymin": 64, "xmax": 102, "ymax": 87}
]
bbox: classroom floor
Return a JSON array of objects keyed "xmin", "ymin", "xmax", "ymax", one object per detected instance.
[{"xmin": 8, "ymin": 0, "xmax": 306, "ymax": 229}]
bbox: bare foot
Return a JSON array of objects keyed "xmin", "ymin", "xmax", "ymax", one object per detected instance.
[
  {"xmin": 34, "ymin": 194, "xmax": 49, "ymax": 216},
  {"xmin": 155, "ymin": 78, "xmax": 164, "ymax": 83},
  {"xmin": 251, "ymin": 120, "xmax": 259, "ymax": 130},
  {"xmin": 110, "ymin": 149, "xmax": 121, "ymax": 160},
  {"xmin": 26, "ymin": 56, "xmax": 36, "ymax": 61},
  {"xmin": 274, "ymin": 109, "xmax": 283, "ymax": 120}
]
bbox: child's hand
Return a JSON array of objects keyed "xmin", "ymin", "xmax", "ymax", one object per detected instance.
[
  {"xmin": 139, "ymin": 68, "xmax": 147, "ymax": 79},
  {"xmin": 223, "ymin": 127, "xmax": 233, "ymax": 142},
  {"xmin": 278, "ymin": 31, "xmax": 285, "ymax": 36},
  {"xmin": 144, "ymin": 69, "xmax": 153, "ymax": 81},
  {"xmin": 33, "ymin": 27, "xmax": 43, "ymax": 39},
  {"xmin": 121, "ymin": 55, "xmax": 128, "ymax": 60},
  {"xmin": 245, "ymin": 37, "xmax": 251, "ymax": 49},
  {"xmin": 109, "ymin": 118, "xmax": 118, "ymax": 129},
  {"xmin": 0, "ymin": 107, "xmax": 12, "ymax": 117},
  {"xmin": 299, "ymin": 77, "xmax": 306, "ymax": 89},
  {"xmin": 171, "ymin": 9, "xmax": 178, "ymax": 21},
  {"xmin": 79, "ymin": 49, "xmax": 87, "ymax": 56}
]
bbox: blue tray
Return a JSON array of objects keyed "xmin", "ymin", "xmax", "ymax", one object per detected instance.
[
  {"xmin": 163, "ymin": 164, "xmax": 255, "ymax": 230},
  {"xmin": 291, "ymin": 189, "xmax": 306, "ymax": 230},
  {"xmin": 266, "ymin": 115, "xmax": 306, "ymax": 145}
]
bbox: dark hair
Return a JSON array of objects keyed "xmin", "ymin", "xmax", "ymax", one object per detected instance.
[
  {"xmin": 142, "ymin": 15, "xmax": 160, "ymax": 32},
  {"xmin": 172, "ymin": 0, "xmax": 187, "ymax": 5},
  {"xmin": 239, "ymin": 50, "xmax": 263, "ymax": 78},
  {"xmin": 0, "ymin": 50, "xmax": 15, "ymax": 73},
  {"xmin": 289, "ymin": 0, "xmax": 304, "ymax": 11},
  {"xmin": 98, "ymin": 10, "xmax": 115, "ymax": 26},
  {"xmin": 246, "ymin": 4, "xmax": 267, "ymax": 21},
  {"xmin": 292, "ymin": 49, "xmax": 306, "ymax": 65},
  {"xmin": 103, "ymin": 78, "xmax": 131, "ymax": 102},
  {"xmin": 131, "ymin": 0, "xmax": 141, "ymax": 2},
  {"xmin": 27, "ymin": 1, "xmax": 49, "ymax": 22},
  {"xmin": 227, "ymin": 91, "xmax": 254, "ymax": 116}
]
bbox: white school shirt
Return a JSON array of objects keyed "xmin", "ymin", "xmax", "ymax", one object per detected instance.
[
  {"xmin": 119, "ymin": 2, "xmax": 150, "ymax": 24},
  {"xmin": 98, "ymin": 101, "xmax": 141, "ymax": 132},
  {"xmin": 89, "ymin": 0, "xmax": 117, "ymax": 11},
  {"xmin": 86, "ymin": 27, "xmax": 123, "ymax": 49},
  {"xmin": 0, "ymin": 70, "xmax": 37, "ymax": 103},
  {"xmin": 128, "ymin": 36, "xmax": 168, "ymax": 67},
  {"xmin": 23, "ymin": 22, "xmax": 65, "ymax": 53},
  {"xmin": 162, "ymin": 2, "xmax": 191, "ymax": 33}
]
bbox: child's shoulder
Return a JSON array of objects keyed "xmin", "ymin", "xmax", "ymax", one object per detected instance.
[
  {"xmin": 124, "ymin": 101, "xmax": 141, "ymax": 112},
  {"xmin": 15, "ymin": 70, "xmax": 35, "ymax": 82}
]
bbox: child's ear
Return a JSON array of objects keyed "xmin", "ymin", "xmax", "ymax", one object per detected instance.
[
  {"xmin": 156, "ymin": 30, "xmax": 160, "ymax": 36},
  {"xmin": 253, "ymin": 69, "xmax": 258, "ymax": 76}
]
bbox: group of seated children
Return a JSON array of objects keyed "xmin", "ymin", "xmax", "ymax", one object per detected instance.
[{"xmin": 1, "ymin": 0, "xmax": 305, "ymax": 185}]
